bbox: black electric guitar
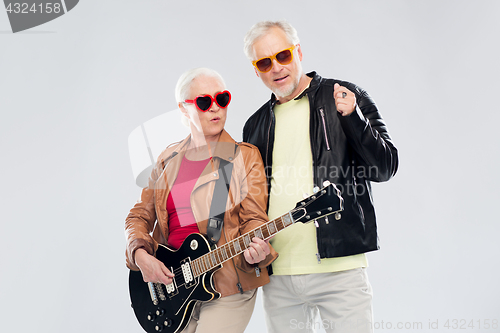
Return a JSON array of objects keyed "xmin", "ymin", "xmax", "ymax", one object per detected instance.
[{"xmin": 129, "ymin": 182, "xmax": 343, "ymax": 333}]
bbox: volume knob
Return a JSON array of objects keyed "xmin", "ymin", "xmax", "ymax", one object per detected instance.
[{"xmin": 164, "ymin": 318, "xmax": 173, "ymax": 327}]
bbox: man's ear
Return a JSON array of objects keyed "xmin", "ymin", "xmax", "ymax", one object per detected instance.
[
  {"xmin": 254, "ymin": 67, "xmax": 260, "ymax": 77},
  {"xmin": 297, "ymin": 43, "xmax": 303, "ymax": 62}
]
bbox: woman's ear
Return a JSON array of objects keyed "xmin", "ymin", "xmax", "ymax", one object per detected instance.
[
  {"xmin": 179, "ymin": 102, "xmax": 192, "ymax": 128},
  {"xmin": 179, "ymin": 102, "xmax": 189, "ymax": 119}
]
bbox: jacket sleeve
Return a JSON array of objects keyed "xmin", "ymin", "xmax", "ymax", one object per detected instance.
[
  {"xmin": 236, "ymin": 144, "xmax": 278, "ymax": 269},
  {"xmin": 337, "ymin": 81, "xmax": 399, "ymax": 182},
  {"xmin": 124, "ymin": 165, "xmax": 161, "ymax": 271}
]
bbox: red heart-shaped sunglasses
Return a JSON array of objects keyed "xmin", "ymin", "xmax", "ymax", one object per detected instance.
[{"xmin": 184, "ymin": 91, "xmax": 231, "ymax": 112}]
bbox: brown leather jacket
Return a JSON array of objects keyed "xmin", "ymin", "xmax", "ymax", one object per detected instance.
[{"xmin": 125, "ymin": 130, "xmax": 278, "ymax": 297}]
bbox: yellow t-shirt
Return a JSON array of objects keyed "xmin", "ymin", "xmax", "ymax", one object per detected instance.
[{"xmin": 268, "ymin": 94, "xmax": 367, "ymax": 275}]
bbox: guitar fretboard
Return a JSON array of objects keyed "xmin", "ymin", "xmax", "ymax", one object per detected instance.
[{"xmin": 190, "ymin": 211, "xmax": 294, "ymax": 277}]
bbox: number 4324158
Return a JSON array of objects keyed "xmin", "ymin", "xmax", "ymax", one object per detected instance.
[
  {"xmin": 6, "ymin": 3, "xmax": 62, "ymax": 14},
  {"xmin": 444, "ymin": 319, "xmax": 498, "ymax": 330}
]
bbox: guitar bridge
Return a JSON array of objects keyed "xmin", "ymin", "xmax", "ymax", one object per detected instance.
[
  {"xmin": 155, "ymin": 282, "xmax": 167, "ymax": 301},
  {"xmin": 147, "ymin": 282, "xmax": 159, "ymax": 306}
]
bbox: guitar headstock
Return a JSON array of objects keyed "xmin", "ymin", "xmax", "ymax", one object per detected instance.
[{"xmin": 291, "ymin": 182, "xmax": 344, "ymax": 224}]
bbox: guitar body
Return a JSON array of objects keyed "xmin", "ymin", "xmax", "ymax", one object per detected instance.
[{"xmin": 129, "ymin": 233, "xmax": 222, "ymax": 333}]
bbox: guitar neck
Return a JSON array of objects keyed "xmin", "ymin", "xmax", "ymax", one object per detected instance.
[{"xmin": 191, "ymin": 211, "xmax": 295, "ymax": 277}]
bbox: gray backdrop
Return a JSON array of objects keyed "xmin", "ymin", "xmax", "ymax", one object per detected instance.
[{"xmin": 1, "ymin": 1, "xmax": 499, "ymax": 332}]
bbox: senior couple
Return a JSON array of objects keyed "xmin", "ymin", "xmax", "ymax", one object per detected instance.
[{"xmin": 125, "ymin": 20, "xmax": 398, "ymax": 333}]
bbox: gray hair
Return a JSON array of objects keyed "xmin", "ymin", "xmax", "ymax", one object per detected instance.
[
  {"xmin": 243, "ymin": 20, "xmax": 300, "ymax": 60},
  {"xmin": 175, "ymin": 67, "xmax": 226, "ymax": 104}
]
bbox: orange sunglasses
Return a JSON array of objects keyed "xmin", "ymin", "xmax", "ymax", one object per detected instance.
[{"xmin": 252, "ymin": 45, "xmax": 296, "ymax": 73}]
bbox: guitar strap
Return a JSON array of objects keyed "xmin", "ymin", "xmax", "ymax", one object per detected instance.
[{"xmin": 206, "ymin": 154, "xmax": 234, "ymax": 248}]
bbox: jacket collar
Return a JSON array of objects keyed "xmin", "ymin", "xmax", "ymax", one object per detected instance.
[
  {"xmin": 268, "ymin": 71, "xmax": 321, "ymax": 107},
  {"xmin": 210, "ymin": 129, "xmax": 238, "ymax": 161},
  {"xmin": 157, "ymin": 129, "xmax": 237, "ymax": 167},
  {"xmin": 295, "ymin": 71, "xmax": 321, "ymax": 100}
]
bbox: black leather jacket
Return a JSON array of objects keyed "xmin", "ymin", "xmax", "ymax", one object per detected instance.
[{"xmin": 243, "ymin": 72, "xmax": 398, "ymax": 258}]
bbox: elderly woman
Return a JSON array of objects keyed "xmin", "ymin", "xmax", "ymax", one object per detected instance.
[{"xmin": 125, "ymin": 68, "xmax": 277, "ymax": 333}]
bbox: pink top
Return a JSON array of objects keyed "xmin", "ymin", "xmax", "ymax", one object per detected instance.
[{"xmin": 167, "ymin": 156, "xmax": 210, "ymax": 249}]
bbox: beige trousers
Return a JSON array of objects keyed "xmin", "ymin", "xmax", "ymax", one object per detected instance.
[
  {"xmin": 263, "ymin": 268, "xmax": 374, "ymax": 333},
  {"xmin": 182, "ymin": 288, "xmax": 257, "ymax": 333}
]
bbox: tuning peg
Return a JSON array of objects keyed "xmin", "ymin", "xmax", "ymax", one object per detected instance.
[
  {"xmin": 313, "ymin": 186, "xmax": 320, "ymax": 193},
  {"xmin": 323, "ymin": 180, "xmax": 331, "ymax": 187}
]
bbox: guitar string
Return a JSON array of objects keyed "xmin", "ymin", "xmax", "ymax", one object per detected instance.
[
  {"xmin": 162, "ymin": 224, "xmax": 279, "ymax": 290},
  {"xmin": 161, "ymin": 217, "xmax": 290, "ymax": 289},
  {"xmin": 168, "ymin": 195, "xmax": 319, "ymax": 285},
  {"xmin": 190, "ymin": 218, "xmax": 285, "ymax": 276},
  {"xmin": 157, "ymin": 189, "xmax": 335, "ymax": 293},
  {"xmin": 164, "ymin": 216, "xmax": 291, "ymax": 288}
]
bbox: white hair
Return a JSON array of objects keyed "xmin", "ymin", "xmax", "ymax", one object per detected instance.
[
  {"xmin": 175, "ymin": 67, "xmax": 226, "ymax": 104},
  {"xmin": 243, "ymin": 20, "xmax": 300, "ymax": 60}
]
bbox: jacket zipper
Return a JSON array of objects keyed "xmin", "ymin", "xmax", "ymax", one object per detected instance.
[
  {"xmin": 315, "ymin": 106, "xmax": 328, "ymax": 261},
  {"xmin": 314, "ymin": 219, "xmax": 322, "ymax": 264},
  {"xmin": 266, "ymin": 107, "xmax": 275, "ymax": 179},
  {"xmin": 319, "ymin": 107, "xmax": 331, "ymax": 151}
]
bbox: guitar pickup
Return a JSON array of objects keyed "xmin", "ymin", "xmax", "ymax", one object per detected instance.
[
  {"xmin": 165, "ymin": 281, "xmax": 176, "ymax": 295},
  {"xmin": 180, "ymin": 258, "xmax": 196, "ymax": 289},
  {"xmin": 165, "ymin": 267, "xmax": 178, "ymax": 298}
]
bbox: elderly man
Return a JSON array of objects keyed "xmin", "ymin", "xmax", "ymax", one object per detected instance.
[{"xmin": 242, "ymin": 20, "xmax": 398, "ymax": 332}]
